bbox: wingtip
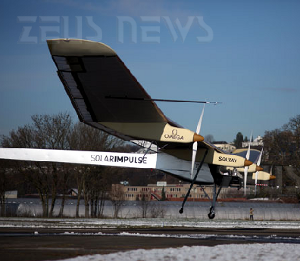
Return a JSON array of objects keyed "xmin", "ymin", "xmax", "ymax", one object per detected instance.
[{"xmin": 47, "ymin": 39, "xmax": 117, "ymax": 56}]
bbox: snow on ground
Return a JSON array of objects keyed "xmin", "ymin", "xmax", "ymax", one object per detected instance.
[
  {"xmin": 58, "ymin": 244, "xmax": 300, "ymax": 261},
  {"xmin": 2, "ymin": 218, "xmax": 300, "ymax": 260},
  {"xmin": 2, "ymin": 217, "xmax": 300, "ymax": 230},
  {"xmin": 59, "ymin": 231, "xmax": 300, "ymax": 244}
]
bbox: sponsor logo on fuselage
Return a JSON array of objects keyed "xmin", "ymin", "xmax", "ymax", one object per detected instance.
[
  {"xmin": 164, "ymin": 129, "xmax": 184, "ymax": 141},
  {"xmin": 218, "ymin": 156, "xmax": 237, "ymax": 163},
  {"xmin": 91, "ymin": 154, "xmax": 147, "ymax": 164}
]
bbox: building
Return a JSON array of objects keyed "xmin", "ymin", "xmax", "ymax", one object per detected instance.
[
  {"xmin": 113, "ymin": 182, "xmax": 244, "ymax": 201},
  {"xmin": 242, "ymin": 136, "xmax": 264, "ymax": 148},
  {"xmin": 5, "ymin": 190, "xmax": 18, "ymax": 199},
  {"xmin": 213, "ymin": 141, "xmax": 236, "ymax": 153}
]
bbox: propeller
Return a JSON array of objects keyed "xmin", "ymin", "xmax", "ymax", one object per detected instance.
[
  {"xmin": 243, "ymin": 132, "xmax": 252, "ymax": 196},
  {"xmin": 254, "ymin": 148, "xmax": 263, "ymax": 195},
  {"xmin": 191, "ymin": 104, "xmax": 205, "ymax": 179}
]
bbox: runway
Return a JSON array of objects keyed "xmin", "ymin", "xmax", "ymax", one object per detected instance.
[{"xmin": 1, "ymin": 218, "xmax": 300, "ymax": 261}]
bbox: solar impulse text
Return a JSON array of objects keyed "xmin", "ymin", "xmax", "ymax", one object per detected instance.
[{"xmin": 91, "ymin": 154, "xmax": 147, "ymax": 164}]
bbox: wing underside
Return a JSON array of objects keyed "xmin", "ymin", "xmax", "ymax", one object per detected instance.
[
  {"xmin": 48, "ymin": 39, "xmax": 175, "ymax": 140},
  {"xmin": 47, "ymin": 39, "xmax": 221, "ymax": 153}
]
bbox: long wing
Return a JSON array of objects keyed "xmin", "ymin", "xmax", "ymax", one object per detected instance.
[
  {"xmin": 48, "ymin": 39, "xmax": 168, "ymax": 122},
  {"xmin": 47, "ymin": 39, "xmax": 252, "ymax": 168},
  {"xmin": 47, "ymin": 39, "xmax": 202, "ymax": 145}
]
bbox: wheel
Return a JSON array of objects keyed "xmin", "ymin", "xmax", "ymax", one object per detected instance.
[
  {"xmin": 208, "ymin": 206, "xmax": 215, "ymax": 219},
  {"xmin": 208, "ymin": 212, "xmax": 215, "ymax": 219}
]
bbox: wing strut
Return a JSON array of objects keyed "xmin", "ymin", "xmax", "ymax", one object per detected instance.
[
  {"xmin": 142, "ymin": 141, "xmax": 154, "ymax": 158},
  {"xmin": 208, "ymin": 183, "xmax": 223, "ymax": 219},
  {"xmin": 179, "ymin": 148, "xmax": 209, "ymax": 215}
]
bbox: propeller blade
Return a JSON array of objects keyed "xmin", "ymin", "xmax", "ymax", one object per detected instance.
[
  {"xmin": 196, "ymin": 104, "xmax": 205, "ymax": 134},
  {"xmin": 255, "ymin": 148, "xmax": 263, "ymax": 195},
  {"xmin": 244, "ymin": 166, "xmax": 248, "ymax": 195},
  {"xmin": 190, "ymin": 104, "xmax": 205, "ymax": 179},
  {"xmin": 190, "ymin": 141, "xmax": 197, "ymax": 178},
  {"xmin": 257, "ymin": 147, "xmax": 263, "ymax": 166},
  {"xmin": 245, "ymin": 131, "xmax": 252, "ymax": 160},
  {"xmin": 244, "ymin": 132, "xmax": 252, "ymax": 196},
  {"xmin": 270, "ymin": 165, "xmax": 273, "ymax": 175}
]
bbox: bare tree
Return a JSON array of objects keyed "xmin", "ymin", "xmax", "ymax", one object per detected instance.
[
  {"xmin": 264, "ymin": 114, "xmax": 300, "ymax": 194},
  {"xmin": 283, "ymin": 115, "xmax": 300, "ymax": 173},
  {"xmin": 89, "ymin": 169, "xmax": 110, "ymax": 218},
  {"xmin": 149, "ymin": 203, "xmax": 166, "ymax": 218},
  {"xmin": 72, "ymin": 167, "xmax": 84, "ymax": 218},
  {"xmin": 1, "ymin": 112, "xmax": 130, "ymax": 219},
  {"xmin": 68, "ymin": 122, "xmax": 124, "ymax": 218},
  {"xmin": 1, "ymin": 112, "xmax": 73, "ymax": 217},
  {"xmin": 58, "ymin": 167, "xmax": 70, "ymax": 217},
  {"xmin": 0, "ymin": 161, "xmax": 7, "ymax": 216},
  {"xmin": 205, "ymin": 134, "xmax": 214, "ymax": 143},
  {"xmin": 110, "ymin": 184, "xmax": 125, "ymax": 218},
  {"xmin": 138, "ymin": 192, "xmax": 151, "ymax": 218}
]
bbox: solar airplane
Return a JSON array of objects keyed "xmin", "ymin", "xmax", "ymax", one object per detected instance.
[{"xmin": 0, "ymin": 39, "xmax": 274, "ymax": 219}]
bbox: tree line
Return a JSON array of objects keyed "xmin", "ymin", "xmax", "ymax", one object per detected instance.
[
  {"xmin": 2, "ymin": 112, "xmax": 299, "ymax": 217},
  {"xmin": 262, "ymin": 114, "xmax": 300, "ymax": 198},
  {"xmin": 0, "ymin": 112, "xmax": 169, "ymax": 218},
  {"xmin": 0, "ymin": 112, "xmax": 131, "ymax": 218},
  {"xmin": 225, "ymin": 116, "xmax": 300, "ymax": 199}
]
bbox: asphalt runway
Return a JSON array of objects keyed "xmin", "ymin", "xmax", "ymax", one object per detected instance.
[{"xmin": 1, "ymin": 227, "xmax": 300, "ymax": 261}]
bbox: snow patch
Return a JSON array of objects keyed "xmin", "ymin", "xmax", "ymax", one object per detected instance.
[{"xmin": 57, "ymin": 244, "xmax": 300, "ymax": 261}]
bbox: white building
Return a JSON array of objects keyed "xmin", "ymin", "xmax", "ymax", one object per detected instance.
[
  {"xmin": 5, "ymin": 190, "xmax": 18, "ymax": 199},
  {"xmin": 213, "ymin": 141, "xmax": 236, "ymax": 153},
  {"xmin": 242, "ymin": 136, "xmax": 264, "ymax": 148}
]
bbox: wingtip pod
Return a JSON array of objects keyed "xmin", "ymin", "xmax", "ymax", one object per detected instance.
[
  {"xmin": 252, "ymin": 172, "xmax": 276, "ymax": 181},
  {"xmin": 244, "ymin": 159, "xmax": 253, "ymax": 167},
  {"xmin": 47, "ymin": 38, "xmax": 117, "ymax": 57},
  {"xmin": 193, "ymin": 133, "xmax": 204, "ymax": 142}
]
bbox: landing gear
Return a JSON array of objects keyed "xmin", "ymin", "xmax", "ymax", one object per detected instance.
[
  {"xmin": 179, "ymin": 149, "xmax": 208, "ymax": 215},
  {"xmin": 179, "ymin": 155, "xmax": 241, "ymax": 220},
  {"xmin": 209, "ymin": 183, "xmax": 223, "ymax": 219},
  {"xmin": 208, "ymin": 206, "xmax": 215, "ymax": 219}
]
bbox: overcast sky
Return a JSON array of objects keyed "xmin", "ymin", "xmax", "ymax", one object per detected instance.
[{"xmin": 0, "ymin": 0, "xmax": 299, "ymax": 142}]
